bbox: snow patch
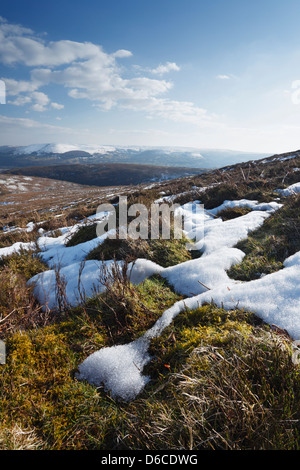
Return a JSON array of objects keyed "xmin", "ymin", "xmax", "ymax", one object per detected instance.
[
  {"xmin": 0, "ymin": 241, "xmax": 35, "ymax": 259},
  {"xmin": 275, "ymin": 182, "xmax": 300, "ymax": 197}
]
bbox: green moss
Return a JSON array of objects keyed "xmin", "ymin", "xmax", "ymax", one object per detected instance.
[
  {"xmin": 146, "ymin": 304, "xmax": 265, "ymax": 378},
  {"xmin": 0, "ymin": 249, "xmax": 47, "ymax": 280},
  {"xmin": 0, "ymin": 325, "xmax": 126, "ymax": 449},
  {"xmin": 0, "ymin": 274, "xmax": 182, "ymax": 449}
]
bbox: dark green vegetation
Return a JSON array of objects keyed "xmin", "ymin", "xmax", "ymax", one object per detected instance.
[
  {"xmin": 0, "ymin": 149, "xmax": 300, "ymax": 449},
  {"xmin": 228, "ymin": 194, "xmax": 300, "ymax": 281},
  {"xmin": 86, "ymin": 235, "xmax": 194, "ymax": 268},
  {"xmin": 5, "ymin": 163, "xmax": 203, "ymax": 187}
]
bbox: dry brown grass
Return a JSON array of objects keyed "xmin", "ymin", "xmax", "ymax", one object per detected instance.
[{"xmin": 0, "ymin": 423, "xmax": 44, "ymax": 450}]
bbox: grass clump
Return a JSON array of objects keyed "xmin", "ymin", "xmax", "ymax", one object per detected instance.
[
  {"xmin": 83, "ymin": 265, "xmax": 183, "ymax": 345},
  {"xmin": 87, "ymin": 234, "xmax": 194, "ymax": 268},
  {"xmin": 66, "ymin": 223, "xmax": 97, "ymax": 247},
  {"xmin": 217, "ymin": 206, "xmax": 252, "ymax": 220},
  {"xmin": 200, "ymin": 183, "xmax": 244, "ymax": 209},
  {"xmin": 228, "ymin": 234, "xmax": 285, "ymax": 281},
  {"xmin": 0, "ymin": 250, "xmax": 48, "ymax": 336},
  {"xmin": 86, "ymin": 236, "xmax": 150, "ymax": 262},
  {"xmin": 228, "ymin": 194, "xmax": 300, "ymax": 281}
]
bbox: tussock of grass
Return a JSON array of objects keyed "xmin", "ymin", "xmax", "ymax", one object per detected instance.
[
  {"xmin": 199, "ymin": 181, "xmax": 275, "ymax": 210},
  {"xmin": 217, "ymin": 206, "xmax": 252, "ymax": 220},
  {"xmin": 87, "ymin": 236, "xmax": 150, "ymax": 263},
  {"xmin": 0, "ymin": 423, "xmax": 43, "ymax": 450},
  {"xmin": 0, "ymin": 250, "xmax": 48, "ymax": 336},
  {"xmin": 66, "ymin": 223, "xmax": 97, "ymax": 247},
  {"xmin": 87, "ymin": 234, "xmax": 194, "ymax": 268},
  {"xmin": 81, "ymin": 267, "xmax": 183, "ymax": 345},
  {"xmin": 228, "ymin": 194, "xmax": 300, "ymax": 281},
  {"xmin": 145, "ymin": 334, "xmax": 300, "ymax": 450},
  {"xmin": 0, "ymin": 228, "xmax": 38, "ymax": 249}
]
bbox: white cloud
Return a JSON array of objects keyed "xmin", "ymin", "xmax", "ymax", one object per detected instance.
[
  {"xmin": 216, "ymin": 74, "xmax": 231, "ymax": 80},
  {"xmin": 112, "ymin": 49, "xmax": 133, "ymax": 59},
  {"xmin": 3, "ymin": 78, "xmax": 39, "ymax": 95},
  {"xmin": 51, "ymin": 102, "xmax": 64, "ymax": 110},
  {"xmin": 8, "ymin": 95, "xmax": 32, "ymax": 106},
  {"xmin": 30, "ymin": 91, "xmax": 50, "ymax": 112},
  {"xmin": 150, "ymin": 62, "xmax": 180, "ymax": 75},
  {"xmin": 120, "ymin": 96, "xmax": 217, "ymax": 126},
  {"xmin": 0, "ymin": 18, "xmax": 112, "ymax": 67},
  {"xmin": 30, "ymin": 62, "xmax": 174, "ymax": 111}
]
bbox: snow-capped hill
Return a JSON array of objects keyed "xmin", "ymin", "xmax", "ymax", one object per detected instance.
[
  {"xmin": 14, "ymin": 143, "xmax": 117, "ymax": 155},
  {"xmin": 1, "ymin": 143, "xmax": 270, "ymax": 169}
]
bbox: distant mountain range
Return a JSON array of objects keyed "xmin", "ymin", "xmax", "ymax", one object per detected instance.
[{"xmin": 0, "ymin": 143, "xmax": 270, "ymax": 170}]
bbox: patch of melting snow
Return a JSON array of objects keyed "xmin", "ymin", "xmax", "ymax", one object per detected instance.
[{"xmin": 275, "ymin": 181, "xmax": 300, "ymax": 197}]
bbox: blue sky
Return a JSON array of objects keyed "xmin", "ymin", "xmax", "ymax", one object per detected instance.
[{"xmin": 1, "ymin": 0, "xmax": 300, "ymax": 153}]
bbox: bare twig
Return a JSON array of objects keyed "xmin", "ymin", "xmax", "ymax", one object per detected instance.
[{"xmin": 198, "ymin": 280, "xmax": 211, "ymax": 291}]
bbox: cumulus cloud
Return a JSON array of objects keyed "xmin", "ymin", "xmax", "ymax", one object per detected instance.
[
  {"xmin": 51, "ymin": 102, "xmax": 64, "ymax": 110},
  {"xmin": 3, "ymin": 78, "xmax": 39, "ymax": 96},
  {"xmin": 5, "ymin": 85, "xmax": 64, "ymax": 112},
  {"xmin": 112, "ymin": 49, "xmax": 133, "ymax": 59},
  {"xmin": 30, "ymin": 91, "xmax": 50, "ymax": 112},
  {"xmin": 0, "ymin": 17, "xmax": 218, "ymax": 127},
  {"xmin": 150, "ymin": 61, "xmax": 180, "ymax": 75},
  {"xmin": 0, "ymin": 17, "xmax": 113, "ymax": 67},
  {"xmin": 8, "ymin": 95, "xmax": 32, "ymax": 106}
]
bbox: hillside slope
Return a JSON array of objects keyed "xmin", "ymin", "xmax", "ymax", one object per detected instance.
[{"xmin": 0, "ymin": 149, "xmax": 300, "ymax": 450}]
